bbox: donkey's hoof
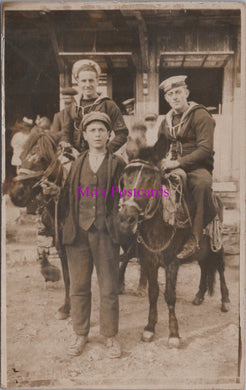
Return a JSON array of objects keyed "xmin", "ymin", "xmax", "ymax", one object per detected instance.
[
  {"xmin": 55, "ymin": 311, "xmax": 70, "ymax": 320},
  {"xmin": 142, "ymin": 330, "xmax": 154, "ymax": 342},
  {"xmin": 135, "ymin": 287, "xmax": 146, "ymax": 297},
  {"xmin": 221, "ymin": 301, "xmax": 230, "ymax": 312},
  {"xmin": 168, "ymin": 337, "xmax": 180, "ymax": 348},
  {"xmin": 192, "ymin": 296, "xmax": 204, "ymax": 306}
]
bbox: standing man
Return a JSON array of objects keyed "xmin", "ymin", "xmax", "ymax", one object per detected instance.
[
  {"xmin": 51, "ymin": 87, "xmax": 78, "ymax": 136},
  {"xmin": 61, "ymin": 111, "xmax": 125, "ymax": 358},
  {"xmin": 153, "ymin": 75, "xmax": 217, "ymax": 259},
  {"xmin": 60, "ymin": 59, "xmax": 128, "ymax": 152}
]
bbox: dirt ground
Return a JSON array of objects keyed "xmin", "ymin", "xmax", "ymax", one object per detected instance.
[{"xmin": 3, "ymin": 196, "xmax": 242, "ymax": 389}]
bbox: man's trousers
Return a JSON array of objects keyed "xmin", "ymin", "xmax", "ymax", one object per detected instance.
[
  {"xmin": 65, "ymin": 226, "xmax": 120, "ymax": 338},
  {"xmin": 187, "ymin": 168, "xmax": 217, "ymax": 241}
]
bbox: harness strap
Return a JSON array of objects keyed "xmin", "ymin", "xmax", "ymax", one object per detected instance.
[
  {"xmin": 137, "ymin": 227, "xmax": 176, "ymax": 254},
  {"xmin": 14, "ymin": 168, "xmax": 44, "ymax": 181},
  {"xmin": 124, "ymin": 159, "xmax": 160, "ymax": 173}
]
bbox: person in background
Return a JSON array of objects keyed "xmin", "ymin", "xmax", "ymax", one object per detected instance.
[
  {"xmin": 10, "ymin": 117, "xmax": 33, "ymax": 174},
  {"xmin": 32, "ymin": 116, "xmax": 51, "ymax": 134},
  {"xmin": 122, "ymin": 98, "xmax": 135, "ymax": 115},
  {"xmin": 60, "ymin": 59, "xmax": 128, "ymax": 153},
  {"xmin": 51, "ymin": 88, "xmax": 78, "ymax": 138},
  {"xmin": 144, "ymin": 112, "xmax": 158, "ymax": 146},
  {"xmin": 125, "ymin": 121, "xmax": 147, "ymax": 161}
]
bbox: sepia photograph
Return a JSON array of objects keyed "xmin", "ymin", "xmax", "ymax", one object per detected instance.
[{"xmin": 1, "ymin": 1, "xmax": 245, "ymax": 389}]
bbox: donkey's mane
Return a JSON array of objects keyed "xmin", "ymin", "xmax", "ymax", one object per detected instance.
[{"xmin": 21, "ymin": 128, "xmax": 57, "ymax": 163}]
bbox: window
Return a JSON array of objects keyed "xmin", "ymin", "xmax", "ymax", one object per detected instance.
[{"xmin": 112, "ymin": 68, "xmax": 135, "ymax": 114}]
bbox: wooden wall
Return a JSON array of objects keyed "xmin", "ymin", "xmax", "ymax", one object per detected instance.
[{"xmin": 59, "ymin": 23, "xmax": 240, "ymax": 184}]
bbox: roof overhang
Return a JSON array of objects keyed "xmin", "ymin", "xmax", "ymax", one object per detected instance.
[{"xmin": 160, "ymin": 51, "xmax": 235, "ymax": 68}]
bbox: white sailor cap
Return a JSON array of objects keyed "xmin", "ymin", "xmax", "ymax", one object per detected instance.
[
  {"xmin": 159, "ymin": 75, "xmax": 187, "ymax": 93},
  {"xmin": 72, "ymin": 59, "xmax": 101, "ymax": 80}
]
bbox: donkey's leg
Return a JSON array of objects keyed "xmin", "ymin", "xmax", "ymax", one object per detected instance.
[
  {"xmin": 118, "ymin": 253, "xmax": 130, "ymax": 294},
  {"xmin": 164, "ymin": 259, "xmax": 180, "ymax": 348},
  {"xmin": 216, "ymin": 250, "xmax": 230, "ymax": 312},
  {"xmin": 119, "ymin": 239, "xmax": 137, "ymax": 294},
  {"xmin": 142, "ymin": 253, "xmax": 159, "ymax": 342},
  {"xmin": 56, "ymin": 247, "xmax": 71, "ymax": 320},
  {"xmin": 192, "ymin": 262, "xmax": 207, "ymax": 305},
  {"xmin": 136, "ymin": 263, "xmax": 148, "ymax": 297}
]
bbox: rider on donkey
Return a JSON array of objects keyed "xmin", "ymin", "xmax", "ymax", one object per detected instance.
[
  {"xmin": 153, "ymin": 75, "xmax": 217, "ymax": 259},
  {"xmin": 59, "ymin": 59, "xmax": 128, "ymax": 153}
]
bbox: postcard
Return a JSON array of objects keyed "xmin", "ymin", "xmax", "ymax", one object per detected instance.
[{"xmin": 1, "ymin": 1, "xmax": 245, "ymax": 389}]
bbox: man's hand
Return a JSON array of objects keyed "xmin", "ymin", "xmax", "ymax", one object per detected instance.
[
  {"xmin": 40, "ymin": 179, "xmax": 60, "ymax": 198},
  {"xmin": 160, "ymin": 158, "xmax": 180, "ymax": 173},
  {"xmin": 59, "ymin": 141, "xmax": 72, "ymax": 149}
]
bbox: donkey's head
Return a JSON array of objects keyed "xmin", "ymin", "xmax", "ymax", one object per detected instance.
[
  {"xmin": 9, "ymin": 130, "xmax": 59, "ymax": 207},
  {"xmin": 118, "ymin": 160, "xmax": 161, "ymax": 235}
]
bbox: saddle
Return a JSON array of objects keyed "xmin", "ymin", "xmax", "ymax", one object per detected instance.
[
  {"xmin": 161, "ymin": 170, "xmax": 223, "ymax": 253},
  {"xmin": 162, "ymin": 169, "xmax": 191, "ymax": 229}
]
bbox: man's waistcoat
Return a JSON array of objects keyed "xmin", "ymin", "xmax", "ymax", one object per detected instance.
[{"xmin": 78, "ymin": 154, "xmax": 108, "ymax": 231}]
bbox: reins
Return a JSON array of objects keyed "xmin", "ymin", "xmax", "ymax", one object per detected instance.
[{"xmin": 32, "ymin": 158, "xmax": 63, "ymax": 189}]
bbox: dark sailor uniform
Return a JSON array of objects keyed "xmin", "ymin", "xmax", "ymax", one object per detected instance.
[
  {"xmin": 60, "ymin": 94, "xmax": 128, "ymax": 153},
  {"xmin": 153, "ymin": 102, "xmax": 217, "ymax": 241}
]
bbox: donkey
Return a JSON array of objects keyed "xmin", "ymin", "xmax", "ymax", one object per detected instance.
[
  {"xmin": 9, "ymin": 130, "xmax": 70, "ymax": 320},
  {"xmin": 118, "ymin": 158, "xmax": 230, "ymax": 347}
]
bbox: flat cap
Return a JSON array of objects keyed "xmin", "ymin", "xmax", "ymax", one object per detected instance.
[
  {"xmin": 72, "ymin": 59, "xmax": 101, "ymax": 80},
  {"xmin": 159, "ymin": 75, "xmax": 187, "ymax": 93},
  {"xmin": 82, "ymin": 112, "xmax": 111, "ymax": 131},
  {"xmin": 61, "ymin": 87, "xmax": 78, "ymax": 96},
  {"xmin": 122, "ymin": 98, "xmax": 135, "ymax": 106}
]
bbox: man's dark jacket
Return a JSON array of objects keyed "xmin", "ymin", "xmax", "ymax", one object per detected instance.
[
  {"xmin": 51, "ymin": 110, "xmax": 66, "ymax": 133},
  {"xmin": 152, "ymin": 102, "xmax": 215, "ymax": 173},
  {"xmin": 60, "ymin": 150, "xmax": 126, "ymax": 246}
]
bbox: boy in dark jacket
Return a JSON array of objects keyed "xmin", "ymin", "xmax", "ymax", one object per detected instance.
[
  {"xmin": 153, "ymin": 75, "xmax": 217, "ymax": 259},
  {"xmin": 62, "ymin": 111, "xmax": 125, "ymax": 358}
]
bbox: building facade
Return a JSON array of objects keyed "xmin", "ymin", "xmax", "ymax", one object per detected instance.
[{"xmin": 4, "ymin": 8, "xmax": 242, "ymax": 192}]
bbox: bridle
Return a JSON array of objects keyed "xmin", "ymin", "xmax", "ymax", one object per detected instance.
[
  {"xmin": 15, "ymin": 149, "xmax": 64, "ymax": 189},
  {"xmin": 119, "ymin": 159, "xmax": 161, "ymax": 221},
  {"xmin": 119, "ymin": 159, "xmax": 176, "ymax": 253}
]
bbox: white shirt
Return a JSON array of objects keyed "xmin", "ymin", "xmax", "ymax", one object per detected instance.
[
  {"xmin": 11, "ymin": 132, "xmax": 30, "ymax": 166},
  {"xmin": 89, "ymin": 152, "xmax": 106, "ymax": 173}
]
